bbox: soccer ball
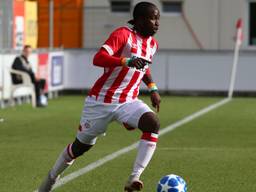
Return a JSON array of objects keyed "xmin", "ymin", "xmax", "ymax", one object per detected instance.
[{"xmin": 157, "ymin": 174, "xmax": 187, "ymax": 192}]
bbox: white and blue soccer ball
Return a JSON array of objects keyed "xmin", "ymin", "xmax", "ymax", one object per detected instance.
[{"xmin": 157, "ymin": 174, "xmax": 187, "ymax": 192}]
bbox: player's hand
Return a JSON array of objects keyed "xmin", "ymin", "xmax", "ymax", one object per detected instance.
[
  {"xmin": 128, "ymin": 57, "xmax": 148, "ymax": 69},
  {"xmin": 151, "ymin": 91, "xmax": 161, "ymax": 112}
]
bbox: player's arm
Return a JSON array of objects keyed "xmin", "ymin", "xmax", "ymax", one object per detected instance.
[
  {"xmin": 93, "ymin": 48, "xmax": 148, "ymax": 69},
  {"xmin": 93, "ymin": 28, "xmax": 148, "ymax": 69},
  {"xmin": 93, "ymin": 27, "xmax": 127, "ymax": 68},
  {"xmin": 142, "ymin": 69, "xmax": 161, "ymax": 112},
  {"xmin": 93, "ymin": 48, "xmax": 123, "ymax": 67}
]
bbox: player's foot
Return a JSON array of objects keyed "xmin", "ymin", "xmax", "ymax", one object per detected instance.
[
  {"xmin": 124, "ymin": 178, "xmax": 143, "ymax": 192},
  {"xmin": 38, "ymin": 172, "xmax": 59, "ymax": 192}
]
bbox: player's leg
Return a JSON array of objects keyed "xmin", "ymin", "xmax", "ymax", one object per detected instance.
[
  {"xmin": 38, "ymin": 97, "xmax": 113, "ymax": 192},
  {"xmin": 125, "ymin": 112, "xmax": 159, "ymax": 191},
  {"xmin": 38, "ymin": 137, "xmax": 94, "ymax": 192},
  {"xmin": 115, "ymin": 100, "xmax": 160, "ymax": 191},
  {"xmin": 50, "ymin": 137, "xmax": 93, "ymax": 178}
]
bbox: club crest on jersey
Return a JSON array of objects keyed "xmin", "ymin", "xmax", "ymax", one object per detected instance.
[{"xmin": 83, "ymin": 120, "xmax": 91, "ymax": 129}]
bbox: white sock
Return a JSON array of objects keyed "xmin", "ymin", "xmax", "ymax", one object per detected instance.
[
  {"xmin": 130, "ymin": 133, "xmax": 158, "ymax": 180},
  {"xmin": 50, "ymin": 144, "xmax": 75, "ymax": 179}
]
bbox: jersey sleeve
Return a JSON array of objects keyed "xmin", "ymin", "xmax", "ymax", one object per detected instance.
[{"xmin": 102, "ymin": 27, "xmax": 129, "ymax": 56}]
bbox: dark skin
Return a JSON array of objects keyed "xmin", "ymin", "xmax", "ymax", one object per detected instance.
[
  {"xmin": 134, "ymin": 5, "xmax": 160, "ymax": 37},
  {"xmin": 71, "ymin": 5, "xmax": 161, "ymax": 156},
  {"xmin": 130, "ymin": 5, "xmax": 161, "ymax": 133}
]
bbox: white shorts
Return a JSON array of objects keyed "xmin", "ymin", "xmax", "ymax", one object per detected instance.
[{"xmin": 77, "ymin": 96, "xmax": 153, "ymax": 145}]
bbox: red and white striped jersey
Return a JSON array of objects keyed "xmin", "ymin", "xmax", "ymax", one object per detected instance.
[{"xmin": 89, "ymin": 26, "xmax": 158, "ymax": 104}]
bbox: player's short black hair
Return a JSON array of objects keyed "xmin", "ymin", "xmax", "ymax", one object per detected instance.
[{"xmin": 128, "ymin": 1, "xmax": 157, "ymax": 25}]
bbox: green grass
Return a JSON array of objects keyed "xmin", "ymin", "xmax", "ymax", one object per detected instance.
[{"xmin": 0, "ymin": 95, "xmax": 256, "ymax": 191}]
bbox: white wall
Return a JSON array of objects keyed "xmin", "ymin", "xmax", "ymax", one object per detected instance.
[
  {"xmin": 62, "ymin": 49, "xmax": 256, "ymax": 93},
  {"xmin": 64, "ymin": 50, "xmax": 101, "ymax": 89},
  {"xmin": 83, "ymin": 0, "xmax": 249, "ymax": 50}
]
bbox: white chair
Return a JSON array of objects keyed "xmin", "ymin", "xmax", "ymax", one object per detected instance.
[{"xmin": 9, "ymin": 69, "xmax": 36, "ymax": 107}]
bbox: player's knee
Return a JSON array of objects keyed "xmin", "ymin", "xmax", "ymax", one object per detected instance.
[
  {"xmin": 71, "ymin": 138, "xmax": 93, "ymax": 158},
  {"xmin": 148, "ymin": 118, "xmax": 160, "ymax": 133},
  {"xmin": 138, "ymin": 112, "xmax": 160, "ymax": 133},
  {"xmin": 152, "ymin": 116, "xmax": 160, "ymax": 133}
]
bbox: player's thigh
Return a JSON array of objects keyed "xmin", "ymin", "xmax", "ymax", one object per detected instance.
[
  {"xmin": 115, "ymin": 99, "xmax": 153, "ymax": 128},
  {"xmin": 77, "ymin": 98, "xmax": 114, "ymax": 145}
]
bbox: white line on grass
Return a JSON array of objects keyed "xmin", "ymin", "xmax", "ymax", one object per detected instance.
[
  {"xmin": 34, "ymin": 97, "xmax": 231, "ymax": 192},
  {"xmin": 157, "ymin": 147, "xmax": 256, "ymax": 151},
  {"xmin": 159, "ymin": 98, "xmax": 231, "ymax": 136}
]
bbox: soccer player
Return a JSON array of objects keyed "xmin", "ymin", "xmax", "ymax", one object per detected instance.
[{"xmin": 38, "ymin": 1, "xmax": 160, "ymax": 191}]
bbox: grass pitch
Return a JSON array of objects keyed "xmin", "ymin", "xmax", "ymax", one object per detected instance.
[{"xmin": 0, "ymin": 95, "xmax": 256, "ymax": 192}]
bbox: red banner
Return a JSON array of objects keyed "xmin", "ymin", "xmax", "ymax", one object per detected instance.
[{"xmin": 38, "ymin": 53, "xmax": 49, "ymax": 92}]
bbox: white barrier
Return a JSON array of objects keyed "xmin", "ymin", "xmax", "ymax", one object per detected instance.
[
  {"xmin": 0, "ymin": 51, "xmax": 64, "ymax": 107},
  {"xmin": 63, "ymin": 50, "xmax": 256, "ymax": 93},
  {"xmin": 0, "ymin": 54, "xmax": 3, "ymax": 101},
  {"xmin": 1, "ymin": 49, "xmax": 256, "ymax": 108}
]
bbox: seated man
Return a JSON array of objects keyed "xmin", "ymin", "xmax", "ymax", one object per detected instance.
[{"xmin": 11, "ymin": 45, "xmax": 47, "ymax": 107}]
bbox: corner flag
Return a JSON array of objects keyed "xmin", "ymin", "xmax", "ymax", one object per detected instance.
[
  {"xmin": 236, "ymin": 18, "xmax": 243, "ymax": 46},
  {"xmin": 228, "ymin": 18, "xmax": 243, "ymax": 98}
]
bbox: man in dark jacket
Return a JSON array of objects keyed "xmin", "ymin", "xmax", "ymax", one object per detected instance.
[{"xmin": 11, "ymin": 45, "xmax": 46, "ymax": 107}]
